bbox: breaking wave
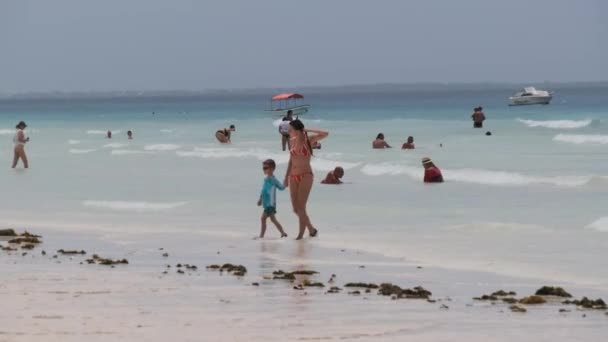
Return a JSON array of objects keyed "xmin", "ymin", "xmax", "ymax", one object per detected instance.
[
  {"xmin": 88, "ymin": 130, "xmax": 121, "ymax": 135},
  {"xmin": 111, "ymin": 149, "xmax": 154, "ymax": 155},
  {"xmin": 517, "ymin": 118, "xmax": 595, "ymax": 129},
  {"xmin": 360, "ymin": 162, "xmax": 592, "ymax": 187},
  {"xmin": 0, "ymin": 129, "xmax": 14, "ymax": 135},
  {"xmin": 144, "ymin": 144, "xmax": 181, "ymax": 151},
  {"xmin": 176, "ymin": 147, "xmax": 289, "ymax": 164},
  {"xmin": 83, "ymin": 200, "xmax": 187, "ymax": 212},
  {"xmin": 553, "ymin": 134, "xmax": 608, "ymax": 145},
  {"xmin": 68, "ymin": 140, "xmax": 81, "ymax": 145},
  {"xmin": 103, "ymin": 143, "xmax": 127, "ymax": 148},
  {"xmin": 69, "ymin": 148, "xmax": 96, "ymax": 154}
]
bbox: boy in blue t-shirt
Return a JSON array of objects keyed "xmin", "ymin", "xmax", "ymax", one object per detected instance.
[{"xmin": 257, "ymin": 159, "xmax": 288, "ymax": 238}]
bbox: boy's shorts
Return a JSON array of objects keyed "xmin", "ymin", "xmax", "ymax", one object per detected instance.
[{"xmin": 263, "ymin": 207, "xmax": 277, "ymax": 215}]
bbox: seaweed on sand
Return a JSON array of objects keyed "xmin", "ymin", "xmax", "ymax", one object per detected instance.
[
  {"xmin": 86, "ymin": 254, "xmax": 128, "ymax": 266},
  {"xmin": 344, "ymin": 283, "xmax": 379, "ymax": 289},
  {"xmin": 535, "ymin": 286, "xmax": 572, "ymax": 298}
]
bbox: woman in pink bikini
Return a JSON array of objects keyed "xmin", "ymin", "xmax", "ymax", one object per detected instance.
[{"xmin": 284, "ymin": 119, "xmax": 329, "ymax": 240}]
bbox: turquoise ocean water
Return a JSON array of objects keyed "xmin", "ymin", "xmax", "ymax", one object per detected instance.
[{"xmin": 1, "ymin": 83, "xmax": 607, "ymax": 288}]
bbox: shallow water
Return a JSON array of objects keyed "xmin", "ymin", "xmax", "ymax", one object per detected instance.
[{"xmin": 1, "ymin": 84, "xmax": 608, "ymax": 289}]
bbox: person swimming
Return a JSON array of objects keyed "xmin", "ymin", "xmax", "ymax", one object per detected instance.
[
  {"xmin": 106, "ymin": 130, "xmax": 112, "ymax": 139},
  {"xmin": 127, "ymin": 130, "xmax": 133, "ymax": 140},
  {"xmin": 422, "ymin": 157, "xmax": 444, "ymax": 183},
  {"xmin": 372, "ymin": 133, "xmax": 391, "ymax": 149},
  {"xmin": 216, "ymin": 124, "xmax": 235, "ymax": 143},
  {"xmin": 321, "ymin": 167, "xmax": 344, "ymax": 184},
  {"xmin": 402, "ymin": 136, "xmax": 415, "ymax": 149},
  {"xmin": 12, "ymin": 121, "xmax": 30, "ymax": 169}
]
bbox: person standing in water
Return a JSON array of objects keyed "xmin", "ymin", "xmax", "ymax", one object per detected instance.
[
  {"xmin": 471, "ymin": 107, "xmax": 486, "ymax": 128},
  {"xmin": 279, "ymin": 110, "xmax": 295, "ymax": 151},
  {"xmin": 422, "ymin": 157, "xmax": 444, "ymax": 183},
  {"xmin": 284, "ymin": 119, "xmax": 328, "ymax": 240},
  {"xmin": 127, "ymin": 130, "xmax": 133, "ymax": 140},
  {"xmin": 257, "ymin": 159, "xmax": 288, "ymax": 238},
  {"xmin": 402, "ymin": 136, "xmax": 415, "ymax": 149},
  {"xmin": 373, "ymin": 133, "xmax": 391, "ymax": 149},
  {"xmin": 215, "ymin": 125, "xmax": 235, "ymax": 143},
  {"xmin": 106, "ymin": 131, "xmax": 112, "ymax": 139},
  {"xmin": 12, "ymin": 121, "xmax": 30, "ymax": 169}
]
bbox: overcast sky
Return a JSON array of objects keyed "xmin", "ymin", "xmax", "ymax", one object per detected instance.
[{"xmin": 1, "ymin": 0, "xmax": 606, "ymax": 93}]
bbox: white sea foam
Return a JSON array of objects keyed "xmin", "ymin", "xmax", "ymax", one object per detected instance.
[
  {"xmin": 83, "ymin": 200, "xmax": 187, "ymax": 212},
  {"xmin": 103, "ymin": 143, "xmax": 127, "ymax": 148},
  {"xmin": 553, "ymin": 134, "xmax": 608, "ymax": 145},
  {"xmin": 144, "ymin": 144, "xmax": 181, "ymax": 151},
  {"xmin": 68, "ymin": 140, "xmax": 81, "ymax": 145},
  {"xmin": 517, "ymin": 118, "xmax": 594, "ymax": 129},
  {"xmin": 160, "ymin": 129, "xmax": 174, "ymax": 133},
  {"xmin": 587, "ymin": 217, "xmax": 608, "ymax": 232},
  {"xmin": 111, "ymin": 149, "xmax": 154, "ymax": 155},
  {"xmin": 360, "ymin": 162, "xmax": 591, "ymax": 187},
  {"xmin": 0, "ymin": 129, "xmax": 14, "ymax": 135},
  {"xmin": 69, "ymin": 148, "xmax": 97, "ymax": 154},
  {"xmin": 88, "ymin": 130, "xmax": 122, "ymax": 135},
  {"xmin": 311, "ymin": 158, "xmax": 360, "ymax": 172},
  {"xmin": 176, "ymin": 147, "xmax": 289, "ymax": 164}
]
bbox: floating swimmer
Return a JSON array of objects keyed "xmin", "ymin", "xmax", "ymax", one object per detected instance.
[{"xmin": 215, "ymin": 124, "xmax": 235, "ymax": 143}]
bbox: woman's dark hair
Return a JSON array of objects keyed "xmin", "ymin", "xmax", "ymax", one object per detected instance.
[
  {"xmin": 263, "ymin": 159, "xmax": 276, "ymax": 169},
  {"xmin": 289, "ymin": 119, "xmax": 313, "ymax": 156},
  {"xmin": 16, "ymin": 121, "xmax": 27, "ymax": 129},
  {"xmin": 407, "ymin": 136, "xmax": 414, "ymax": 142},
  {"xmin": 376, "ymin": 133, "xmax": 384, "ymax": 140},
  {"xmin": 229, "ymin": 124, "xmax": 235, "ymax": 129},
  {"xmin": 287, "ymin": 110, "xmax": 293, "ymax": 115}
]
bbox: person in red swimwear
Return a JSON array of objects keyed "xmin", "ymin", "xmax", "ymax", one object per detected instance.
[
  {"xmin": 284, "ymin": 119, "xmax": 329, "ymax": 240},
  {"xmin": 422, "ymin": 157, "xmax": 444, "ymax": 183},
  {"xmin": 321, "ymin": 166, "xmax": 344, "ymax": 184}
]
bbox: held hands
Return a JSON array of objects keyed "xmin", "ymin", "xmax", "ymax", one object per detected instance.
[
  {"xmin": 257, "ymin": 199, "xmax": 262, "ymax": 207},
  {"xmin": 283, "ymin": 177, "xmax": 289, "ymax": 188}
]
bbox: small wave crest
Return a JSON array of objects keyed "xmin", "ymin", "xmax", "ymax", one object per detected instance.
[
  {"xmin": 111, "ymin": 150, "xmax": 154, "ymax": 155},
  {"xmin": 88, "ymin": 130, "xmax": 121, "ymax": 135},
  {"xmin": 144, "ymin": 144, "xmax": 181, "ymax": 151},
  {"xmin": 0, "ymin": 129, "xmax": 14, "ymax": 135},
  {"xmin": 103, "ymin": 143, "xmax": 127, "ymax": 148},
  {"xmin": 360, "ymin": 162, "xmax": 591, "ymax": 187},
  {"xmin": 69, "ymin": 148, "xmax": 96, "ymax": 154},
  {"xmin": 553, "ymin": 134, "xmax": 608, "ymax": 145},
  {"xmin": 517, "ymin": 118, "xmax": 595, "ymax": 129},
  {"xmin": 160, "ymin": 129, "xmax": 174, "ymax": 133},
  {"xmin": 83, "ymin": 200, "xmax": 187, "ymax": 212},
  {"xmin": 68, "ymin": 140, "xmax": 81, "ymax": 145},
  {"xmin": 176, "ymin": 147, "xmax": 289, "ymax": 164}
]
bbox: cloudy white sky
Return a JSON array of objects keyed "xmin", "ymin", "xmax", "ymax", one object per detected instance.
[{"xmin": 1, "ymin": 0, "xmax": 606, "ymax": 92}]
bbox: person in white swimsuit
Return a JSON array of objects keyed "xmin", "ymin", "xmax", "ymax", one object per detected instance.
[{"xmin": 12, "ymin": 121, "xmax": 30, "ymax": 169}]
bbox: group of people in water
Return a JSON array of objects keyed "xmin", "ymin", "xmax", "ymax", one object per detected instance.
[{"xmin": 10, "ymin": 105, "xmax": 485, "ymax": 239}]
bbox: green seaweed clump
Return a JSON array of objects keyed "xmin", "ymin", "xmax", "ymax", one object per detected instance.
[
  {"xmin": 206, "ymin": 263, "xmax": 247, "ymax": 276},
  {"xmin": 491, "ymin": 290, "xmax": 517, "ymax": 297},
  {"xmin": 510, "ymin": 305, "xmax": 527, "ymax": 313},
  {"xmin": 57, "ymin": 249, "xmax": 86, "ymax": 255},
  {"xmin": 519, "ymin": 296, "xmax": 546, "ymax": 305},
  {"xmin": 501, "ymin": 297, "xmax": 518, "ymax": 304},
  {"xmin": 473, "ymin": 295, "xmax": 498, "ymax": 301},
  {"xmin": 378, "ymin": 283, "xmax": 432, "ymax": 299},
  {"xmin": 563, "ymin": 297, "xmax": 607, "ymax": 310},
  {"xmin": 0, "ymin": 229, "xmax": 17, "ymax": 236},
  {"xmin": 535, "ymin": 286, "xmax": 572, "ymax": 298},
  {"xmin": 272, "ymin": 270, "xmax": 296, "ymax": 281},
  {"xmin": 291, "ymin": 270, "xmax": 318, "ymax": 275},
  {"xmin": 8, "ymin": 236, "xmax": 41, "ymax": 244},
  {"xmin": 344, "ymin": 282, "xmax": 379, "ymax": 289},
  {"xmin": 302, "ymin": 280, "xmax": 324, "ymax": 288},
  {"xmin": 86, "ymin": 254, "xmax": 128, "ymax": 266},
  {"xmin": 326, "ymin": 286, "xmax": 342, "ymax": 294}
]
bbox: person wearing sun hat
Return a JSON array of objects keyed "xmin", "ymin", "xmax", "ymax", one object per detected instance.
[
  {"xmin": 422, "ymin": 157, "xmax": 443, "ymax": 183},
  {"xmin": 12, "ymin": 121, "xmax": 30, "ymax": 168}
]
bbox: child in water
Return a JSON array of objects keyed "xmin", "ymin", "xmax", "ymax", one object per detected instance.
[{"xmin": 257, "ymin": 159, "xmax": 288, "ymax": 238}]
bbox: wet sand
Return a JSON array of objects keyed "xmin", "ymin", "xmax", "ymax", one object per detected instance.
[{"xmin": 1, "ymin": 227, "xmax": 607, "ymax": 342}]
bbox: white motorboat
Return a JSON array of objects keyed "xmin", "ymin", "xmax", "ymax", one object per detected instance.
[{"xmin": 509, "ymin": 87, "xmax": 553, "ymax": 106}]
